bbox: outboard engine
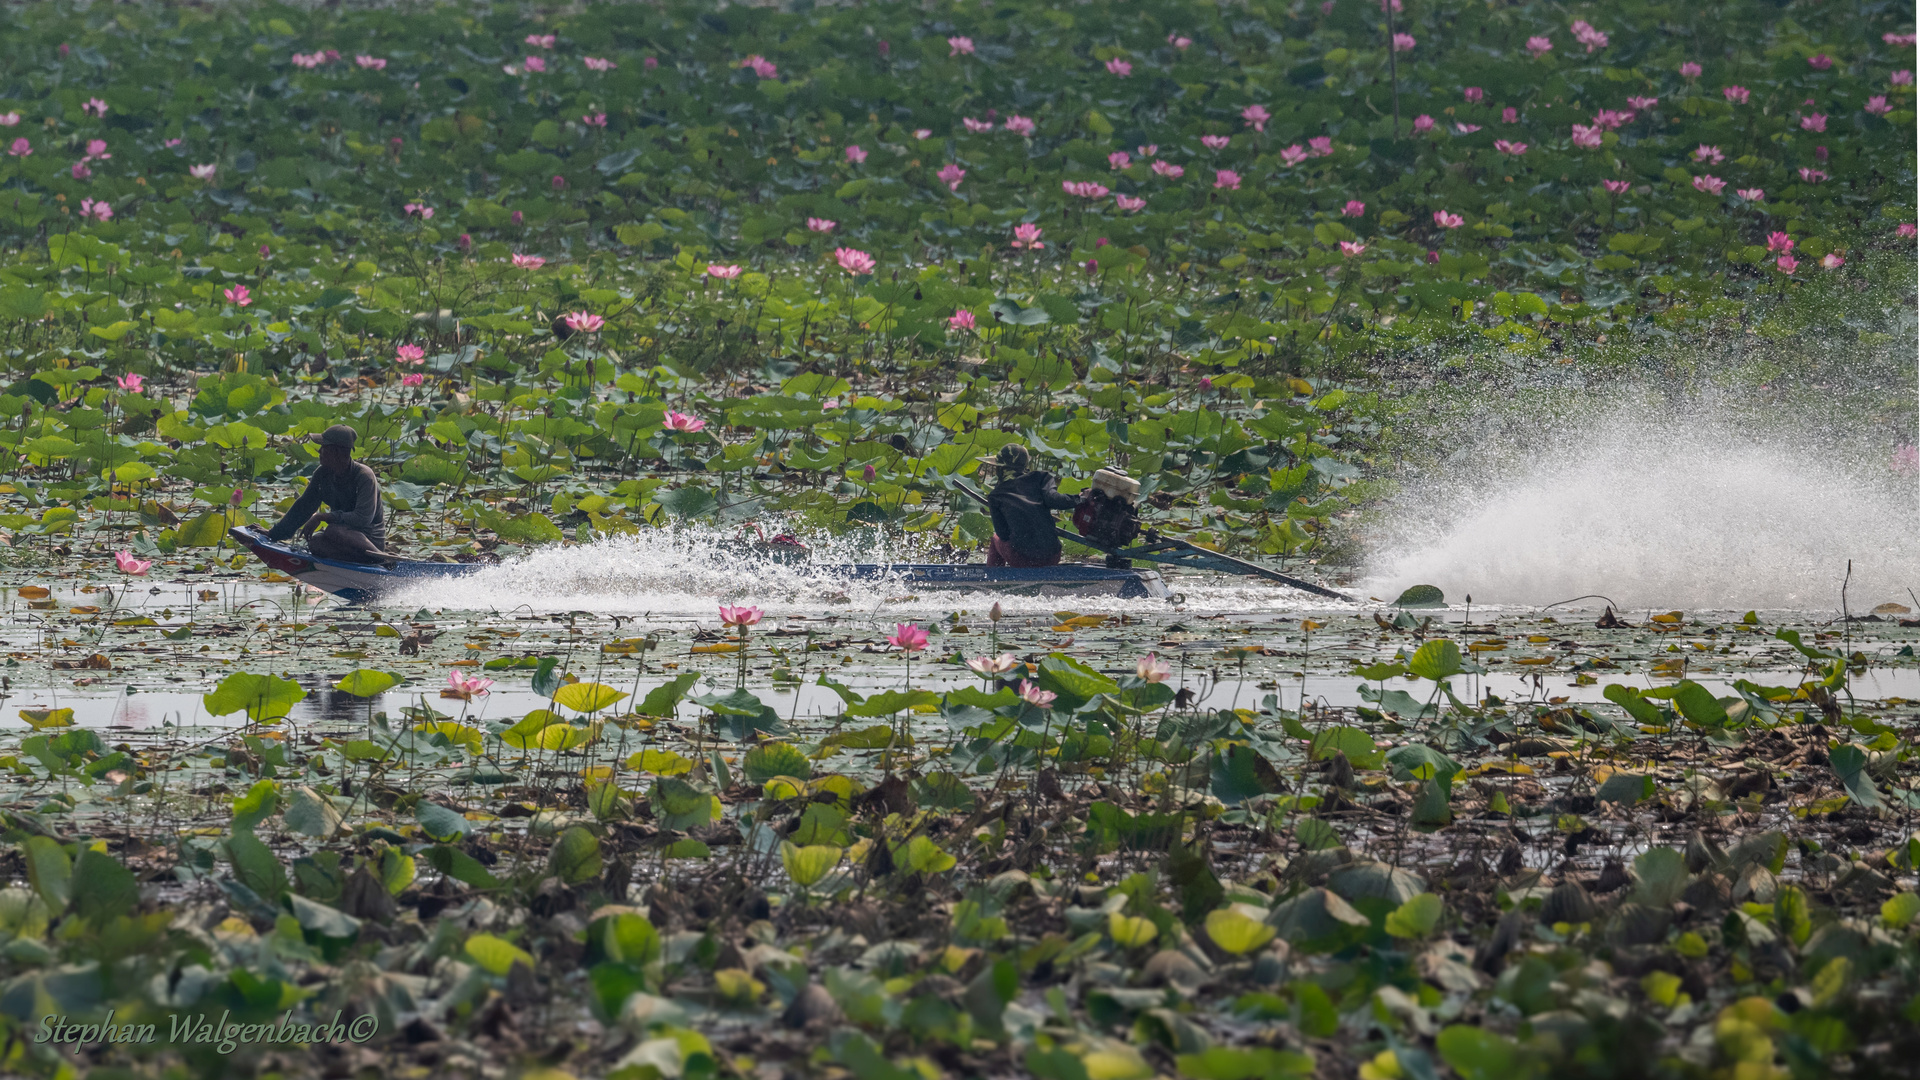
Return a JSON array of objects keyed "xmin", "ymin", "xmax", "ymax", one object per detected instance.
[{"xmin": 1072, "ymin": 469, "xmax": 1142, "ymax": 566}]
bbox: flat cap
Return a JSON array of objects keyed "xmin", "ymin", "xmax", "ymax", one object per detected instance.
[{"xmin": 314, "ymin": 424, "xmax": 358, "ymax": 447}]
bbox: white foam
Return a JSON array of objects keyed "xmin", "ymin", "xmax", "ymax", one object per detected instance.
[
  {"xmin": 1363, "ymin": 409, "xmax": 1920, "ymax": 611},
  {"xmin": 380, "ymin": 525, "xmax": 1350, "ymax": 617}
]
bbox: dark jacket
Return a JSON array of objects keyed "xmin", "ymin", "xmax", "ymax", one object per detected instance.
[
  {"xmin": 988, "ymin": 471, "xmax": 1077, "ymax": 563},
  {"xmin": 268, "ymin": 461, "xmax": 386, "ymax": 549}
]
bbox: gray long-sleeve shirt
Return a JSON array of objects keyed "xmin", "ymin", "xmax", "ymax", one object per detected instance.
[{"xmin": 267, "ymin": 461, "xmax": 386, "ymax": 549}]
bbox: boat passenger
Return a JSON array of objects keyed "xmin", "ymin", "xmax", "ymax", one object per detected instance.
[
  {"xmin": 985, "ymin": 444, "xmax": 1077, "ymax": 568},
  {"xmin": 266, "ymin": 425, "xmax": 398, "ymax": 565}
]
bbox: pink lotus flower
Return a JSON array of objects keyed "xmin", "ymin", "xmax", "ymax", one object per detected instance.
[
  {"xmin": 1692, "ymin": 174, "xmax": 1726, "ymax": 195},
  {"xmin": 1570, "ymin": 123, "xmax": 1603, "ymax": 149},
  {"xmin": 1108, "ymin": 151, "xmax": 1131, "ymax": 169},
  {"xmin": 805, "ymin": 217, "xmax": 837, "ymax": 234},
  {"xmin": 1602, "ymin": 179, "xmax": 1631, "ymax": 194},
  {"xmin": 1820, "ymin": 252, "xmax": 1845, "ymax": 269},
  {"xmin": 524, "ymin": 56, "xmax": 548, "ymax": 73},
  {"xmin": 1800, "ymin": 112, "xmax": 1827, "ymax": 132},
  {"xmin": 512, "ymin": 253, "xmax": 546, "ymax": 268},
  {"xmin": 1900, "ymin": 223, "xmax": 1918, "ymax": 239},
  {"xmin": 402, "ymin": 203, "xmax": 435, "ymax": 219},
  {"xmin": 0, "ymin": 113, "xmax": 16, "ymax": 127},
  {"xmin": 1241, "ymin": 104, "xmax": 1270, "ymax": 131},
  {"xmin": 525, "ymin": 33, "xmax": 556, "ymax": 49},
  {"xmin": 834, "ymin": 247, "xmax": 877, "ymax": 274},
  {"xmin": 1680, "ymin": 61, "xmax": 1702, "ymax": 78},
  {"xmin": 1454, "ymin": 123, "xmax": 1481, "ymax": 135},
  {"xmin": 396, "ymin": 344, "xmax": 426, "ymax": 364},
  {"xmin": 1308, "ymin": 136, "xmax": 1334, "ymax": 157},
  {"xmin": 1213, "ymin": 169, "xmax": 1242, "ymax": 190},
  {"xmin": 292, "ymin": 52, "xmax": 322, "ymax": 68},
  {"xmin": 1798, "ymin": 167, "xmax": 1829, "ymax": 183},
  {"xmin": 115, "ymin": 373, "xmax": 143, "ymax": 392},
  {"xmin": 948, "ymin": 36, "xmax": 975, "ymax": 56},
  {"xmin": 1063, "ymin": 180, "xmax": 1110, "ymax": 198},
  {"xmin": 1687, "ymin": 146, "xmax": 1726, "ymax": 167},
  {"xmin": 1004, "ymin": 115, "xmax": 1036, "ymax": 136},
  {"xmin": 1201, "ymin": 135, "xmax": 1230, "ymax": 151},
  {"xmin": 1010, "ymin": 223, "xmax": 1045, "ymax": 249},
  {"xmin": 1136, "ymin": 654, "xmax": 1171, "ymax": 682},
  {"xmin": 224, "ymin": 285, "xmax": 251, "ymax": 306},
  {"xmin": 1168, "ymin": 33, "xmax": 1193, "ymax": 49},
  {"xmin": 967, "ymin": 653, "xmax": 1016, "ymax": 676},
  {"xmin": 1619, "ymin": 98, "xmax": 1656, "ymax": 114},
  {"xmin": 845, "ymin": 144, "xmax": 867, "ymax": 164},
  {"xmin": 1866, "ymin": 95, "xmax": 1893, "ymax": 116},
  {"xmin": 1807, "ymin": 54, "xmax": 1832, "ymax": 70},
  {"xmin": 1494, "ymin": 139, "xmax": 1528, "ymax": 155},
  {"xmin": 662, "ymin": 411, "xmax": 706, "ymax": 433},
  {"xmin": 1105, "ymin": 57, "xmax": 1132, "ymax": 77},
  {"xmin": 84, "ymin": 139, "xmax": 109, "ymax": 161},
  {"xmin": 82, "ymin": 97, "xmax": 108, "ymax": 117},
  {"xmin": 1338, "ymin": 240, "xmax": 1366, "ymax": 257},
  {"xmin": 1151, "ymin": 160, "xmax": 1185, "ymax": 178},
  {"xmin": 887, "ymin": 622, "xmax": 929, "ymax": 652},
  {"xmin": 1115, "ymin": 194, "xmax": 1146, "ymax": 212},
  {"xmin": 551, "ymin": 174, "xmax": 567, "ymax": 190},
  {"xmin": 584, "ymin": 57, "xmax": 617, "ymax": 72},
  {"xmin": 1018, "ymin": 679, "xmax": 1056, "ymax": 707},
  {"xmin": 1570, "ymin": 19, "xmax": 1608, "ymax": 52},
  {"xmin": 1774, "ymin": 254, "xmax": 1798, "ymax": 273},
  {"xmin": 937, "ymin": 163, "xmax": 966, "ymax": 190},
  {"xmin": 401, "ymin": 373, "xmax": 425, "ymax": 387},
  {"xmin": 1426, "ymin": 250, "xmax": 1440, "ymax": 264},
  {"xmin": 1392, "ymin": 33, "xmax": 1416, "ymax": 52},
  {"xmin": 949, "ymin": 309, "xmax": 975, "ymax": 331},
  {"xmin": 962, "ymin": 117, "xmax": 993, "ymax": 133},
  {"xmin": 1887, "ymin": 33, "xmax": 1918, "ymax": 47},
  {"xmin": 562, "ymin": 311, "xmax": 605, "ymax": 332},
  {"xmin": 1278, "ymin": 144, "xmax": 1310, "ymax": 167},
  {"xmin": 583, "ymin": 112, "xmax": 608, "ymax": 128},
  {"xmin": 1463, "ymin": 87, "xmax": 1485, "ymax": 105},
  {"xmin": 1735, "ymin": 188, "xmax": 1765, "ymax": 202},
  {"xmin": 1501, "ymin": 107, "xmax": 1519, "ymax": 124},
  {"xmin": 7, "ymin": 138, "xmax": 29, "ymax": 157},
  {"xmin": 1894, "ymin": 70, "xmax": 1914, "ymax": 86},
  {"xmin": 1765, "ymin": 231, "xmax": 1794, "ymax": 253},
  {"xmin": 1527, "ymin": 36, "xmax": 1554, "ymax": 58},
  {"xmin": 1592, "ymin": 109, "xmax": 1635, "ymax": 130},
  {"xmin": 355, "ymin": 55, "xmax": 386, "ymax": 70},
  {"xmin": 1433, "ymin": 210, "xmax": 1464, "ymax": 228},
  {"xmin": 1412, "ymin": 114, "xmax": 1435, "ymax": 134},
  {"xmin": 445, "ymin": 670, "xmax": 493, "ymax": 700},
  {"xmin": 742, "ymin": 55, "xmax": 776, "ymax": 79},
  {"xmin": 1724, "ymin": 85, "xmax": 1750, "ymax": 104},
  {"xmin": 71, "ymin": 161, "xmax": 93, "ymax": 180},
  {"xmin": 114, "ymin": 550, "xmax": 151, "ymax": 576},
  {"xmin": 189, "ymin": 163, "xmax": 216, "ymax": 180},
  {"xmin": 78, "ymin": 198, "xmax": 110, "ymax": 220},
  {"xmin": 1136, "ymin": 143, "xmax": 1159, "ymax": 157},
  {"xmin": 720, "ymin": 604, "xmax": 764, "ymax": 628},
  {"xmin": 706, "ymin": 264, "xmax": 742, "ymax": 279}
]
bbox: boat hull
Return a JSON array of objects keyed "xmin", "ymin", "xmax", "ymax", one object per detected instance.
[
  {"xmin": 233, "ymin": 528, "xmax": 1170, "ymax": 603},
  {"xmin": 230, "ymin": 527, "xmax": 485, "ymax": 603}
]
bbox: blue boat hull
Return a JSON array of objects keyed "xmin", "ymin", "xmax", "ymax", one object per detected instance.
[{"xmin": 231, "ymin": 526, "xmax": 486, "ymax": 603}]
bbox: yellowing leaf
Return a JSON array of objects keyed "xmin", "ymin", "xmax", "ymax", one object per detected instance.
[
  {"xmin": 691, "ymin": 642, "xmax": 741, "ymax": 654},
  {"xmin": 1204, "ymin": 907, "xmax": 1276, "ymax": 955},
  {"xmin": 19, "ymin": 709, "xmax": 74, "ymax": 730},
  {"xmin": 780, "ymin": 842, "xmax": 842, "ymax": 887},
  {"xmin": 554, "ymin": 682, "xmax": 627, "ymax": 714},
  {"xmin": 628, "ymin": 748, "xmax": 693, "ymax": 775},
  {"xmin": 1108, "ymin": 911, "xmax": 1158, "ymax": 948},
  {"xmin": 464, "ymin": 933, "xmax": 534, "ymax": 975}
]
